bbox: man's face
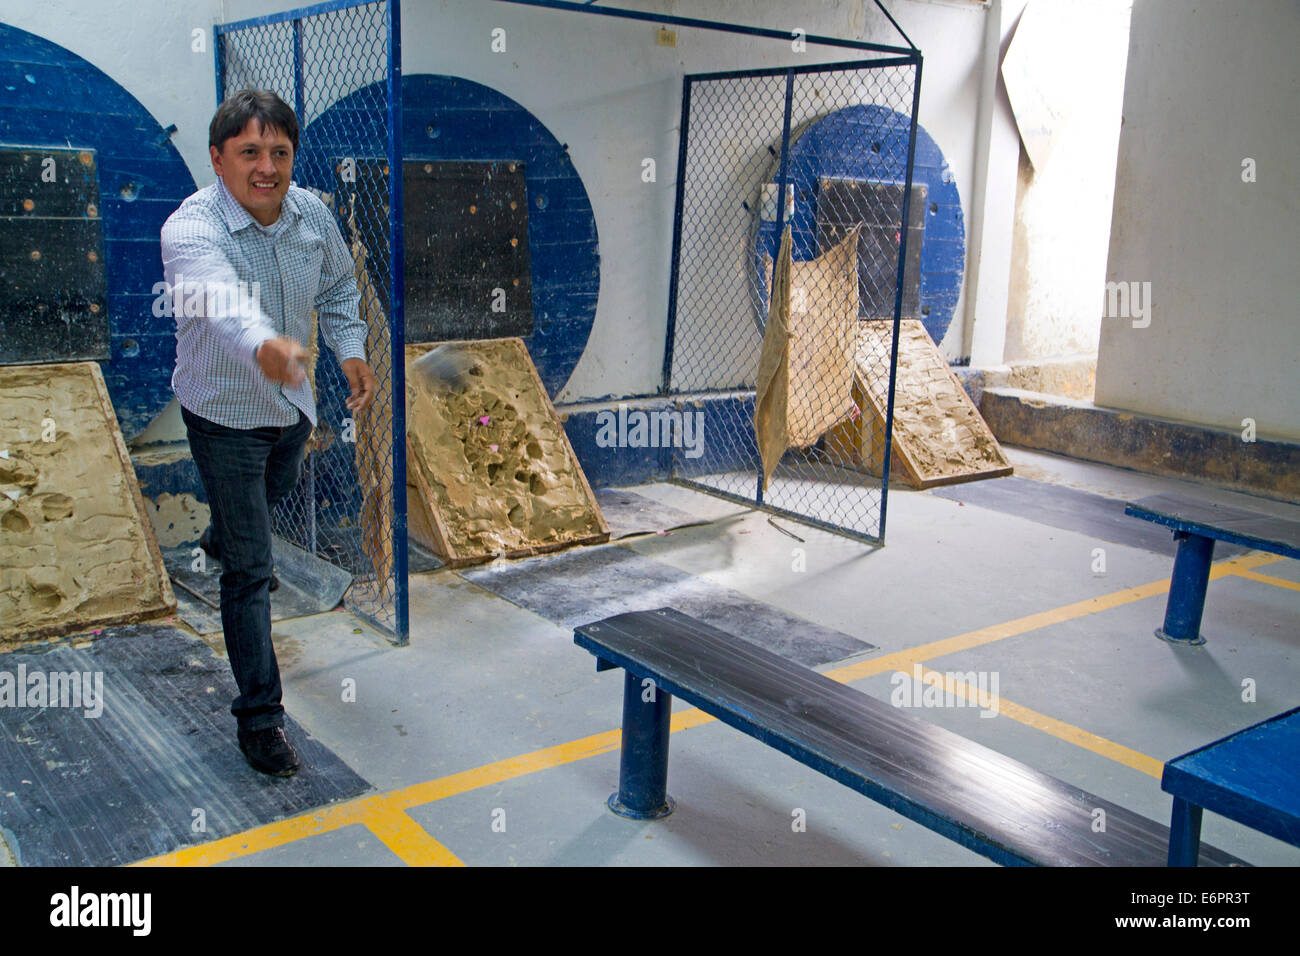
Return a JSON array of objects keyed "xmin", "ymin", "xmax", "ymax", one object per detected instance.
[{"xmin": 210, "ymin": 119, "xmax": 294, "ymax": 226}]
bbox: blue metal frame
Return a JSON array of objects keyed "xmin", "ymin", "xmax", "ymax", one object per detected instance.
[
  {"xmin": 292, "ymin": 19, "xmax": 307, "ymax": 120},
  {"xmin": 878, "ymin": 56, "xmax": 924, "ymax": 544},
  {"xmin": 872, "ymin": 0, "xmax": 916, "ymax": 50},
  {"xmin": 660, "ymin": 77, "xmax": 692, "ymax": 397},
  {"xmin": 663, "ymin": 47, "xmax": 922, "ymax": 545},
  {"xmin": 686, "ymin": 55, "xmax": 917, "ymax": 83},
  {"xmin": 386, "ymin": 0, "xmax": 409, "ymax": 644},
  {"xmin": 490, "ymin": 0, "xmax": 917, "ymax": 55},
  {"xmin": 753, "ymin": 68, "xmax": 798, "ymax": 509},
  {"xmin": 213, "ymin": 0, "xmax": 381, "ymax": 35},
  {"xmin": 211, "ymin": 25, "xmax": 225, "ymax": 108},
  {"xmin": 1167, "ymin": 797, "xmax": 1203, "ymax": 866}
]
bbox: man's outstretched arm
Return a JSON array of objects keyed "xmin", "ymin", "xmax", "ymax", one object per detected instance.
[{"xmin": 161, "ymin": 210, "xmax": 306, "ymax": 386}]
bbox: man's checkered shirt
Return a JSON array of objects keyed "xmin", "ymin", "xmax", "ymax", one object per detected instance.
[{"xmin": 161, "ymin": 178, "xmax": 367, "ymax": 429}]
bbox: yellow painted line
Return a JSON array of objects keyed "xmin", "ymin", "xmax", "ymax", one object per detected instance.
[
  {"xmin": 132, "ymin": 795, "xmax": 389, "ymax": 867},
  {"xmin": 364, "ymin": 808, "xmax": 464, "ymax": 867},
  {"xmin": 897, "ymin": 666, "xmax": 1165, "ymax": 779},
  {"xmin": 133, "ymin": 728, "xmax": 624, "ymax": 866},
  {"xmin": 825, "ymin": 551, "xmax": 1280, "ymax": 685},
  {"xmin": 378, "ymin": 728, "xmax": 624, "ymax": 810},
  {"xmin": 132, "ymin": 550, "xmax": 1283, "ymax": 866},
  {"xmin": 1233, "ymin": 568, "xmax": 1300, "ymax": 592}
]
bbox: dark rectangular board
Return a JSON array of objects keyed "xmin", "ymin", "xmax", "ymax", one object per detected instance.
[
  {"xmin": 816, "ymin": 178, "xmax": 924, "ymax": 320},
  {"xmin": 0, "ymin": 146, "xmax": 108, "ymax": 363},
  {"xmin": 575, "ymin": 607, "xmax": 1246, "ymax": 867},
  {"xmin": 403, "ymin": 159, "xmax": 533, "ymax": 342},
  {"xmin": 337, "ymin": 158, "xmax": 534, "ymax": 343}
]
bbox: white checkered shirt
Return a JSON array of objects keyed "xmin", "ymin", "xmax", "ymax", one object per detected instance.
[{"xmin": 162, "ymin": 178, "xmax": 367, "ymax": 429}]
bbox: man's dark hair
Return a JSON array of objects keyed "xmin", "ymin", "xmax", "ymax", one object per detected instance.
[{"xmin": 209, "ymin": 89, "xmax": 299, "ymax": 152}]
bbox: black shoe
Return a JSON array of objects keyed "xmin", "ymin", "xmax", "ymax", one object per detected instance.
[
  {"xmin": 200, "ymin": 526, "xmax": 280, "ymax": 591},
  {"xmin": 237, "ymin": 726, "xmax": 300, "ymax": 777}
]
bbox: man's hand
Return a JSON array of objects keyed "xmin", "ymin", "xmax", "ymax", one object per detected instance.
[
  {"xmin": 256, "ymin": 336, "xmax": 307, "ymax": 386},
  {"xmin": 341, "ymin": 358, "xmax": 377, "ymax": 415}
]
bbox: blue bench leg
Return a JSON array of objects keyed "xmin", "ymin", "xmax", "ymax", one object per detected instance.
[
  {"xmin": 608, "ymin": 669, "xmax": 676, "ymax": 820},
  {"xmin": 1156, "ymin": 532, "xmax": 1215, "ymax": 646},
  {"xmin": 1168, "ymin": 798, "xmax": 1203, "ymax": 866}
]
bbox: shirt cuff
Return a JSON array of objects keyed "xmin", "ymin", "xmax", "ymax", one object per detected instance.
[
  {"xmin": 332, "ymin": 338, "xmax": 367, "ymax": 365},
  {"xmin": 238, "ymin": 326, "xmax": 278, "ymax": 372}
]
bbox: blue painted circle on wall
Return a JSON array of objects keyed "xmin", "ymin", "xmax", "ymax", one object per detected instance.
[
  {"xmin": 0, "ymin": 24, "xmax": 198, "ymax": 439},
  {"xmin": 298, "ymin": 74, "xmax": 600, "ymax": 398},
  {"xmin": 754, "ymin": 104, "xmax": 965, "ymax": 346}
]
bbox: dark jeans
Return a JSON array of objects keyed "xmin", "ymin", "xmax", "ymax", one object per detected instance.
[{"xmin": 181, "ymin": 404, "xmax": 311, "ymax": 732}]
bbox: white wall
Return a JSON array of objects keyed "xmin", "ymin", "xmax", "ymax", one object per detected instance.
[
  {"xmin": 1002, "ymin": 0, "xmax": 1131, "ymax": 366},
  {"xmin": 1095, "ymin": 0, "xmax": 1300, "ymax": 440}
]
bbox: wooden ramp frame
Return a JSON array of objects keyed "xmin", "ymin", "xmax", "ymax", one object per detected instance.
[
  {"xmin": 0, "ymin": 361, "xmax": 175, "ymax": 645},
  {"xmin": 404, "ymin": 337, "xmax": 608, "ymax": 567},
  {"xmin": 828, "ymin": 319, "xmax": 1012, "ymax": 488}
]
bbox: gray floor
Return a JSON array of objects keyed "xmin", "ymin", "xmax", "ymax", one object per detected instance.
[{"xmin": 3, "ymin": 446, "xmax": 1297, "ymax": 867}]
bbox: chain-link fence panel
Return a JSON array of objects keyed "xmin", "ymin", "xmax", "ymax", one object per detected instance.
[
  {"xmin": 666, "ymin": 57, "xmax": 920, "ymax": 544},
  {"xmin": 215, "ymin": 0, "xmax": 407, "ymax": 641}
]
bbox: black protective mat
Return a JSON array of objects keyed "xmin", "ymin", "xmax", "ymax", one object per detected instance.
[
  {"xmin": 595, "ymin": 487, "xmax": 712, "ymax": 540},
  {"xmin": 0, "ymin": 623, "xmax": 372, "ymax": 866},
  {"xmin": 930, "ymin": 477, "xmax": 1246, "ymax": 558},
  {"xmin": 460, "ymin": 543, "xmax": 873, "ymax": 668}
]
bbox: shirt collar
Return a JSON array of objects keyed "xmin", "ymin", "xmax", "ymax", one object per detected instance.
[{"xmin": 214, "ymin": 177, "xmax": 301, "ymax": 233}]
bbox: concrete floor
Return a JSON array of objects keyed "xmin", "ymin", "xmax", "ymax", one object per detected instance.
[{"xmin": 7, "ymin": 446, "xmax": 1298, "ymax": 867}]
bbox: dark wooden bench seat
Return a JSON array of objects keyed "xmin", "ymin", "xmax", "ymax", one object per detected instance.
[
  {"xmin": 575, "ymin": 607, "xmax": 1247, "ymax": 867},
  {"xmin": 1125, "ymin": 493, "xmax": 1300, "ymax": 645}
]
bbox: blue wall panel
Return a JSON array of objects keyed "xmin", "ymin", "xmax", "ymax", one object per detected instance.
[
  {"xmin": 756, "ymin": 105, "xmax": 966, "ymax": 347},
  {"xmin": 0, "ymin": 23, "xmax": 197, "ymax": 439}
]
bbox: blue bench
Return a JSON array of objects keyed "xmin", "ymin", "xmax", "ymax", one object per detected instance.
[
  {"xmin": 1163, "ymin": 706, "xmax": 1300, "ymax": 866},
  {"xmin": 1125, "ymin": 494, "xmax": 1300, "ymax": 645},
  {"xmin": 575, "ymin": 607, "xmax": 1247, "ymax": 866}
]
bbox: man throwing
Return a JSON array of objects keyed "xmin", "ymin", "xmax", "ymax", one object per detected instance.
[{"xmin": 162, "ymin": 89, "xmax": 376, "ymax": 776}]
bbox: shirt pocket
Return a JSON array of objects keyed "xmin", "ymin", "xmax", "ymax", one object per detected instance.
[{"xmin": 279, "ymin": 238, "xmax": 325, "ymax": 334}]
